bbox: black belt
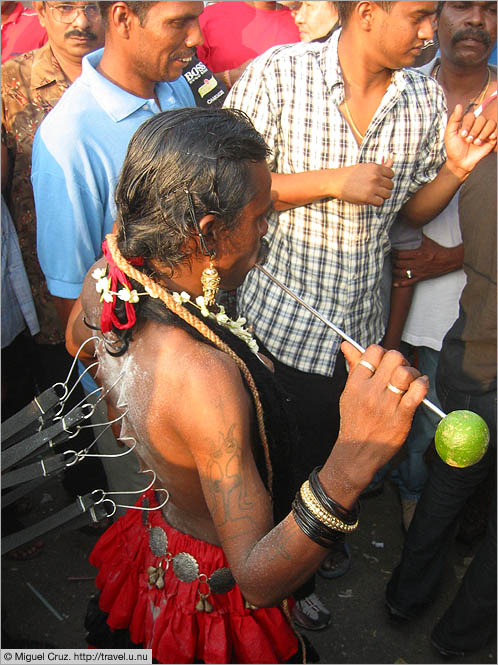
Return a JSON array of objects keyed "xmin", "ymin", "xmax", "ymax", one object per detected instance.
[
  {"xmin": 2, "ymin": 452, "xmax": 75, "ymax": 489},
  {"xmin": 1, "ymin": 405, "xmax": 91, "ymax": 470},
  {"xmin": 2, "ymin": 477, "xmax": 51, "ymax": 509},
  {"xmin": 1, "ymin": 386, "xmax": 64, "ymax": 448},
  {"xmin": 1, "ymin": 492, "xmax": 109, "ymax": 555}
]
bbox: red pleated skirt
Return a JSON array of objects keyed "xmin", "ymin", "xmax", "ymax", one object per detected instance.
[{"xmin": 89, "ymin": 491, "xmax": 300, "ymax": 664}]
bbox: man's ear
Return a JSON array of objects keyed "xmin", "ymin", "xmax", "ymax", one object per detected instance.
[
  {"xmin": 109, "ymin": 2, "xmax": 135, "ymax": 38},
  {"xmin": 32, "ymin": 1, "xmax": 47, "ymax": 28},
  {"xmin": 356, "ymin": 1, "xmax": 375, "ymax": 31}
]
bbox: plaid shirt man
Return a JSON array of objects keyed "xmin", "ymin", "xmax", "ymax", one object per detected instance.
[{"xmin": 225, "ymin": 28, "xmax": 447, "ymax": 377}]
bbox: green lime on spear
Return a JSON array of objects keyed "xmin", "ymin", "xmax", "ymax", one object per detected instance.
[{"xmin": 435, "ymin": 410, "xmax": 490, "ymax": 468}]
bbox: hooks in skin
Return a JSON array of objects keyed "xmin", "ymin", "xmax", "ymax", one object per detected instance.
[{"xmin": 91, "ymin": 469, "xmax": 170, "ymax": 518}]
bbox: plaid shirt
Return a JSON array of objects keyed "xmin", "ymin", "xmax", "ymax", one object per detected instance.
[{"xmin": 225, "ymin": 29, "xmax": 447, "ymax": 377}]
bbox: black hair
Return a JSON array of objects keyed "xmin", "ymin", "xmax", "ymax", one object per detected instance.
[
  {"xmin": 103, "ymin": 107, "xmax": 269, "ymax": 354},
  {"xmin": 115, "ymin": 107, "xmax": 270, "ymax": 271},
  {"xmin": 97, "ymin": 1, "xmax": 158, "ymax": 27},
  {"xmin": 335, "ymin": 1, "xmax": 394, "ymax": 25}
]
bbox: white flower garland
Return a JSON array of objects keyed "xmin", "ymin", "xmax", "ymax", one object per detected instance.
[{"xmin": 92, "ymin": 268, "xmax": 259, "ymax": 354}]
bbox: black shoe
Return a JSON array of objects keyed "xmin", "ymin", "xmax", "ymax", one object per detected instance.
[
  {"xmin": 385, "ymin": 597, "xmax": 411, "ymax": 622},
  {"xmin": 430, "ymin": 635, "xmax": 465, "ymax": 658}
]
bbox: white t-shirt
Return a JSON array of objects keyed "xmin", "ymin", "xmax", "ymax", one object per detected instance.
[{"xmin": 402, "ymin": 191, "xmax": 466, "ymax": 351}]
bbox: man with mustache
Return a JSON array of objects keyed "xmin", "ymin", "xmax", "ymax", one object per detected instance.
[
  {"xmin": 225, "ymin": 0, "xmax": 496, "ymax": 631},
  {"xmin": 2, "ymin": 1, "xmax": 104, "ymax": 373},
  {"xmin": 31, "ymin": 1, "xmax": 203, "ymax": 512},
  {"xmin": 1, "ymin": 0, "xmax": 104, "ymax": 559},
  {"xmin": 383, "ymin": 0, "xmax": 496, "ymax": 531},
  {"xmin": 385, "ymin": 3, "xmax": 497, "ymax": 658}
]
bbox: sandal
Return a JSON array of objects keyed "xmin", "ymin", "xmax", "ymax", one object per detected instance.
[{"xmin": 318, "ymin": 543, "xmax": 351, "ymax": 579}]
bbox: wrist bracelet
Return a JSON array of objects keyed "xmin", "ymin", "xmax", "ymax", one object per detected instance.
[
  {"xmin": 300, "ymin": 481, "xmax": 358, "ymax": 533},
  {"xmin": 292, "ymin": 497, "xmax": 343, "ymax": 548},
  {"xmin": 309, "ymin": 467, "xmax": 359, "ymax": 525},
  {"xmin": 223, "ymin": 69, "xmax": 232, "ymax": 89}
]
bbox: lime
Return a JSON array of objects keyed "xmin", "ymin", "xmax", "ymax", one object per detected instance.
[{"xmin": 435, "ymin": 410, "xmax": 490, "ymax": 468}]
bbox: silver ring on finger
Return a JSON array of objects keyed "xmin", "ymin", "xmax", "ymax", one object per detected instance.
[
  {"xmin": 358, "ymin": 359, "xmax": 376, "ymax": 374},
  {"xmin": 406, "ymin": 269, "xmax": 413, "ymax": 279},
  {"xmin": 387, "ymin": 382, "xmax": 406, "ymax": 395}
]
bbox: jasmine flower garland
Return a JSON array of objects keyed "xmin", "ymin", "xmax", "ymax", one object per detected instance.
[{"xmin": 92, "ymin": 268, "xmax": 259, "ymax": 354}]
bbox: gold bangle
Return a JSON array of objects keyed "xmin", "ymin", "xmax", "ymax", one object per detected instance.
[
  {"xmin": 300, "ymin": 481, "xmax": 359, "ymax": 533},
  {"xmin": 223, "ymin": 69, "xmax": 232, "ymax": 89}
]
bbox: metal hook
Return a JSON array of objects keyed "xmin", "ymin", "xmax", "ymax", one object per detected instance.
[
  {"xmin": 61, "ymin": 336, "xmax": 101, "ymax": 389},
  {"xmin": 75, "ymin": 407, "xmax": 129, "ymax": 432},
  {"xmin": 102, "ymin": 468, "xmax": 157, "ymax": 496},
  {"xmin": 62, "ymin": 361, "xmax": 100, "ymax": 405},
  {"xmin": 51, "ymin": 381, "xmax": 69, "ymax": 404},
  {"xmin": 93, "ymin": 367, "xmax": 127, "ymax": 407},
  {"xmin": 100, "ymin": 489, "xmax": 170, "ymax": 518},
  {"xmin": 60, "ymin": 385, "xmax": 103, "ymax": 417},
  {"xmin": 64, "ymin": 438, "xmax": 137, "ymax": 466},
  {"xmin": 91, "ymin": 471, "xmax": 169, "ymax": 518}
]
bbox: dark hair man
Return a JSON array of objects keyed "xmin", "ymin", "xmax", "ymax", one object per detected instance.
[
  {"xmin": 31, "ymin": 1, "xmax": 203, "ymax": 512},
  {"xmin": 66, "ymin": 107, "xmax": 429, "ymax": 662},
  {"xmin": 2, "ymin": 2, "xmax": 104, "ymax": 356},
  {"xmin": 225, "ymin": 0, "xmax": 496, "ymax": 630},
  {"xmin": 382, "ymin": 0, "xmax": 497, "ymax": 530},
  {"xmin": 1, "ymin": 0, "xmax": 104, "ymax": 560},
  {"xmin": 387, "ymin": 91, "xmax": 497, "ymax": 658}
]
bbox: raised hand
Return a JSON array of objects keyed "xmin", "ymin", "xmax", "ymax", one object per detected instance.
[{"xmin": 445, "ymin": 104, "xmax": 497, "ymax": 179}]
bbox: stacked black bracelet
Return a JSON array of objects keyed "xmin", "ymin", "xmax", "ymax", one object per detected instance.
[
  {"xmin": 292, "ymin": 495, "xmax": 343, "ymax": 548},
  {"xmin": 292, "ymin": 468, "xmax": 360, "ymax": 548},
  {"xmin": 309, "ymin": 466, "xmax": 360, "ymax": 524}
]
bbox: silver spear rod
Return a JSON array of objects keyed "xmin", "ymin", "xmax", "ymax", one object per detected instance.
[{"xmin": 254, "ymin": 241, "xmax": 446, "ymax": 420}]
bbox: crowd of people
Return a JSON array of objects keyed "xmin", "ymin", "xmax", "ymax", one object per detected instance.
[{"xmin": 1, "ymin": 1, "xmax": 496, "ymax": 663}]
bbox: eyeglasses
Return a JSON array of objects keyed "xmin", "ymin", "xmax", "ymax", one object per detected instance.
[{"xmin": 46, "ymin": 3, "xmax": 101, "ymax": 24}]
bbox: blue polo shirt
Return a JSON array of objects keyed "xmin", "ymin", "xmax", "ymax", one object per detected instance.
[{"xmin": 33, "ymin": 48, "xmax": 195, "ymax": 300}]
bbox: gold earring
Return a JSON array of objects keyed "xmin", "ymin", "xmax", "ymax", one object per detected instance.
[{"xmin": 201, "ymin": 255, "xmax": 220, "ymax": 307}]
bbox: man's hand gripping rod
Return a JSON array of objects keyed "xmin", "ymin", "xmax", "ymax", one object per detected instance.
[{"xmin": 255, "ymin": 239, "xmax": 446, "ymax": 420}]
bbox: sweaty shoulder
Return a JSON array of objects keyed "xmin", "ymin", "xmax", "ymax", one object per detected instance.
[{"xmin": 154, "ymin": 322, "xmax": 249, "ymax": 406}]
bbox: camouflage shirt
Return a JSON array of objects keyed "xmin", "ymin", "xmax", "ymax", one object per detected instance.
[{"xmin": 2, "ymin": 42, "xmax": 70, "ymax": 344}]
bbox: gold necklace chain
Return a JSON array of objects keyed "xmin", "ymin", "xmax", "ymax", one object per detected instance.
[
  {"xmin": 342, "ymin": 74, "xmax": 393, "ymax": 143},
  {"xmin": 434, "ymin": 64, "xmax": 491, "ymax": 112},
  {"xmin": 343, "ymin": 97, "xmax": 365, "ymax": 141}
]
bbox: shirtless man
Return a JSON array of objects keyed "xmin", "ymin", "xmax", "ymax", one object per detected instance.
[{"xmin": 67, "ymin": 108, "xmax": 429, "ymax": 662}]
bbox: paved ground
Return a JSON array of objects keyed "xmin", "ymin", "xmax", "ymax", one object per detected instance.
[{"xmin": 1, "ymin": 474, "xmax": 496, "ymax": 664}]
